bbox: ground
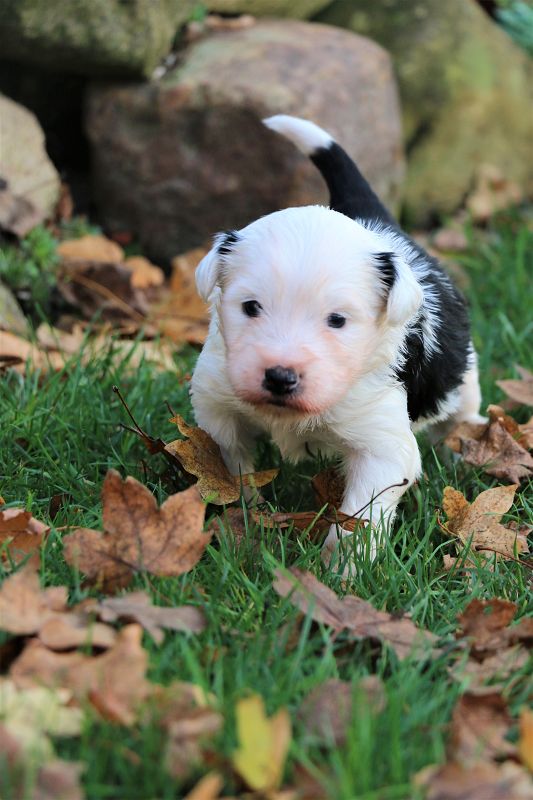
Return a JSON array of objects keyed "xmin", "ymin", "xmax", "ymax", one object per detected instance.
[{"xmin": 1, "ymin": 214, "xmax": 531, "ymax": 799}]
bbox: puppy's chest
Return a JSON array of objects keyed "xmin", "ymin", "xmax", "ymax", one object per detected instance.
[{"xmin": 264, "ymin": 419, "xmax": 343, "ymax": 463}]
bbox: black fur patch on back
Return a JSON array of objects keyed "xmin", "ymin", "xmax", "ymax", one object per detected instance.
[
  {"xmin": 374, "ymin": 252, "xmax": 396, "ymax": 291},
  {"xmin": 395, "ymin": 252, "xmax": 471, "ymax": 422},
  {"xmin": 217, "ymin": 230, "xmax": 240, "ymax": 255}
]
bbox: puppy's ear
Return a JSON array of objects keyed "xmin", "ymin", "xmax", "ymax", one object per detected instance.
[
  {"xmin": 195, "ymin": 230, "xmax": 240, "ymax": 302},
  {"xmin": 375, "ymin": 252, "xmax": 423, "ymax": 326}
]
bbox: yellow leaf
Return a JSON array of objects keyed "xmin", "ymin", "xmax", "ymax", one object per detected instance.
[
  {"xmin": 519, "ymin": 708, "xmax": 533, "ymax": 772},
  {"xmin": 232, "ymin": 695, "xmax": 291, "ymax": 792}
]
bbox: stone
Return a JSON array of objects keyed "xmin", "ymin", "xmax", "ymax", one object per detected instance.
[
  {"xmin": 0, "ymin": 0, "xmax": 196, "ymax": 78},
  {"xmin": 0, "ymin": 281, "xmax": 28, "ymax": 336},
  {"xmin": 0, "ymin": 94, "xmax": 60, "ymax": 221},
  {"xmin": 207, "ymin": 0, "xmax": 331, "ymax": 18},
  {"xmin": 85, "ymin": 20, "xmax": 404, "ymax": 262},
  {"xmin": 316, "ymin": 0, "xmax": 533, "ymax": 224}
]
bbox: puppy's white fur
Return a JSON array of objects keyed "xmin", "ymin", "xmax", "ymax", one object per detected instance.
[{"xmin": 191, "ymin": 117, "xmax": 483, "ymax": 567}]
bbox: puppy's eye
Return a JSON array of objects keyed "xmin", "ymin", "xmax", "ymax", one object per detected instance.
[
  {"xmin": 327, "ymin": 313, "xmax": 346, "ymax": 329},
  {"xmin": 242, "ymin": 300, "xmax": 262, "ymax": 318}
]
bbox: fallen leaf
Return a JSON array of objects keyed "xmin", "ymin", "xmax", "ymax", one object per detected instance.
[
  {"xmin": 63, "ymin": 470, "xmax": 209, "ymax": 590},
  {"xmin": 445, "ymin": 406, "xmax": 533, "ymax": 483},
  {"xmin": 311, "ymin": 467, "xmax": 345, "ymax": 508},
  {"xmin": 90, "ymin": 590, "xmax": 206, "ymax": 644},
  {"xmin": 456, "ymin": 598, "xmax": 533, "ymax": 659},
  {"xmin": 466, "ymin": 164, "xmax": 523, "ymax": 223},
  {"xmin": 57, "ymin": 234, "xmax": 124, "ymax": 263},
  {"xmin": 497, "ymin": 365, "xmax": 533, "ymax": 408},
  {"xmin": 519, "ymin": 708, "xmax": 533, "ymax": 772},
  {"xmin": 415, "ymin": 760, "xmax": 533, "ymax": 800},
  {"xmin": 11, "ymin": 625, "xmax": 150, "ymax": 725},
  {"xmin": 124, "ymin": 256, "xmax": 164, "ymax": 289},
  {"xmin": 38, "ymin": 615, "xmax": 117, "ymax": 651},
  {"xmin": 232, "ymin": 694, "xmax": 291, "ymax": 792},
  {"xmin": 433, "ymin": 227, "xmax": 469, "ymax": 252},
  {"xmin": 0, "ymin": 562, "xmax": 67, "ymax": 635},
  {"xmin": 183, "ymin": 772, "xmax": 224, "ymax": 800},
  {"xmin": 449, "ymin": 691, "xmax": 515, "ymax": 764},
  {"xmin": 0, "ymin": 330, "xmax": 65, "ymax": 373},
  {"xmin": 0, "ymin": 507, "xmax": 49, "ymax": 566},
  {"xmin": 458, "ymin": 646, "xmax": 530, "ymax": 691},
  {"xmin": 273, "ymin": 568, "xmax": 438, "ymax": 661},
  {"xmin": 150, "ymin": 247, "xmax": 209, "ymax": 345},
  {"xmin": 442, "ymin": 485, "xmax": 529, "ymax": 563},
  {"xmin": 298, "ymin": 676, "xmax": 385, "ymax": 745},
  {"xmin": 166, "ymin": 415, "xmax": 278, "ymax": 505}
]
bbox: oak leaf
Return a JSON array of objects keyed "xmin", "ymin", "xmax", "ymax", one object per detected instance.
[
  {"xmin": 273, "ymin": 568, "xmax": 438, "ymax": 661},
  {"xmin": 442, "ymin": 484, "xmax": 529, "ymax": 564},
  {"xmin": 166, "ymin": 415, "xmax": 278, "ymax": 505},
  {"xmin": 445, "ymin": 405, "xmax": 533, "ymax": 483},
  {"xmin": 63, "ymin": 470, "xmax": 209, "ymax": 591},
  {"xmin": 497, "ymin": 365, "xmax": 533, "ymax": 407},
  {"xmin": 0, "ymin": 507, "xmax": 49, "ymax": 566},
  {"xmin": 11, "ymin": 624, "xmax": 151, "ymax": 725},
  {"xmin": 232, "ymin": 694, "xmax": 291, "ymax": 792}
]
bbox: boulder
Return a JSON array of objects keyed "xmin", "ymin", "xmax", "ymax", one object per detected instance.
[
  {"xmin": 0, "ymin": 0, "xmax": 196, "ymax": 78},
  {"xmin": 0, "ymin": 94, "xmax": 60, "ymax": 221},
  {"xmin": 85, "ymin": 20, "xmax": 404, "ymax": 262},
  {"xmin": 207, "ymin": 0, "xmax": 331, "ymax": 18},
  {"xmin": 316, "ymin": 0, "xmax": 533, "ymax": 224}
]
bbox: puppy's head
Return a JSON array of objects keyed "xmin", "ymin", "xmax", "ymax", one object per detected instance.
[{"xmin": 196, "ymin": 206, "xmax": 422, "ymax": 416}]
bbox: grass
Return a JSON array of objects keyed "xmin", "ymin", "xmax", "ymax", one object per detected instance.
[{"xmin": 0, "ymin": 215, "xmax": 532, "ymax": 799}]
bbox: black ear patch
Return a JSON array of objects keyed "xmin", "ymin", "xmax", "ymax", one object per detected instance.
[
  {"xmin": 217, "ymin": 230, "xmax": 240, "ymax": 256},
  {"xmin": 374, "ymin": 252, "xmax": 396, "ymax": 291}
]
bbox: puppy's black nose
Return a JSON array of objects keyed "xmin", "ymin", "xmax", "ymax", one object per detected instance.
[{"xmin": 263, "ymin": 366, "xmax": 299, "ymax": 396}]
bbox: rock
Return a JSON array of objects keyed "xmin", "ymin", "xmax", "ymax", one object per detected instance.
[
  {"xmin": 0, "ymin": 94, "xmax": 60, "ymax": 221},
  {"xmin": 316, "ymin": 0, "xmax": 533, "ymax": 224},
  {"xmin": 0, "ymin": 0, "xmax": 196, "ymax": 78},
  {"xmin": 0, "ymin": 282, "xmax": 29, "ymax": 336},
  {"xmin": 86, "ymin": 20, "xmax": 404, "ymax": 262},
  {"xmin": 207, "ymin": 0, "xmax": 331, "ymax": 18}
]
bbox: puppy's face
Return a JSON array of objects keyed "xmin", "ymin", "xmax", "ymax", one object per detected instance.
[{"xmin": 196, "ymin": 207, "xmax": 422, "ymax": 416}]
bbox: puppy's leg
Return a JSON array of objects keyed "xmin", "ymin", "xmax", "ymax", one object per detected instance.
[{"xmin": 323, "ymin": 429, "xmax": 421, "ymax": 569}]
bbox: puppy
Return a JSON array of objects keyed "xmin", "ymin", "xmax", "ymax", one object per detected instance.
[{"xmin": 190, "ymin": 115, "xmax": 484, "ymax": 566}]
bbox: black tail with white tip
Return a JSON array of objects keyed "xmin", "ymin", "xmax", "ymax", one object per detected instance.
[{"xmin": 263, "ymin": 114, "xmax": 397, "ymax": 227}]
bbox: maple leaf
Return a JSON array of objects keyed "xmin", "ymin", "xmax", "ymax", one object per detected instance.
[
  {"xmin": 0, "ymin": 562, "xmax": 68, "ymax": 636},
  {"xmin": 415, "ymin": 760, "xmax": 532, "ymax": 800},
  {"xmin": 442, "ymin": 484, "xmax": 529, "ymax": 565},
  {"xmin": 497, "ymin": 365, "xmax": 533, "ymax": 407},
  {"xmin": 273, "ymin": 568, "xmax": 438, "ymax": 661},
  {"xmin": 445, "ymin": 405, "xmax": 533, "ymax": 483},
  {"xmin": 11, "ymin": 624, "xmax": 151, "ymax": 725},
  {"xmin": 449, "ymin": 691, "xmax": 515, "ymax": 764},
  {"xmin": 0, "ymin": 507, "xmax": 49, "ymax": 566},
  {"xmin": 232, "ymin": 694, "xmax": 291, "ymax": 792},
  {"xmin": 63, "ymin": 470, "xmax": 209, "ymax": 591},
  {"xmin": 166, "ymin": 415, "xmax": 278, "ymax": 505}
]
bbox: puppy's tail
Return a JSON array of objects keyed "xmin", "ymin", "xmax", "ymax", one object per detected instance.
[{"xmin": 262, "ymin": 114, "xmax": 395, "ymax": 226}]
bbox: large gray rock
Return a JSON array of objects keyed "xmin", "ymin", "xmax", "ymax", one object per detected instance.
[
  {"xmin": 0, "ymin": 0, "xmax": 196, "ymax": 78},
  {"xmin": 207, "ymin": 0, "xmax": 331, "ymax": 18},
  {"xmin": 0, "ymin": 94, "xmax": 60, "ymax": 221},
  {"xmin": 85, "ymin": 20, "xmax": 404, "ymax": 262},
  {"xmin": 316, "ymin": 0, "xmax": 533, "ymax": 224}
]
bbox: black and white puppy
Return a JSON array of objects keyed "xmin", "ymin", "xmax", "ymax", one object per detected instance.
[{"xmin": 191, "ymin": 115, "xmax": 484, "ymax": 565}]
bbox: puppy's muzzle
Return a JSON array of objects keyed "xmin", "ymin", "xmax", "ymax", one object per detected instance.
[{"xmin": 263, "ymin": 366, "xmax": 299, "ymax": 396}]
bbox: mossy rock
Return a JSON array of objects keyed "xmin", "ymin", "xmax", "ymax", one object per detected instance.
[
  {"xmin": 316, "ymin": 0, "xmax": 533, "ymax": 223},
  {"xmin": 0, "ymin": 0, "xmax": 196, "ymax": 78},
  {"xmin": 207, "ymin": 0, "xmax": 331, "ymax": 18}
]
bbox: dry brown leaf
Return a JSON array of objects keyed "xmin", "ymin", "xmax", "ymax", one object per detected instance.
[
  {"xmin": 149, "ymin": 246, "xmax": 209, "ymax": 345},
  {"xmin": 0, "ymin": 330, "xmax": 66, "ymax": 372},
  {"xmin": 273, "ymin": 568, "xmax": 438, "ymax": 661},
  {"xmin": 498, "ymin": 366, "xmax": 533, "ymax": 408},
  {"xmin": 298, "ymin": 676, "xmax": 385, "ymax": 745},
  {"xmin": 183, "ymin": 772, "xmax": 224, "ymax": 800},
  {"xmin": 0, "ymin": 507, "xmax": 49, "ymax": 566},
  {"xmin": 449, "ymin": 691, "xmax": 515, "ymax": 764},
  {"xmin": 311, "ymin": 467, "xmax": 345, "ymax": 509},
  {"xmin": 445, "ymin": 406, "xmax": 533, "ymax": 483},
  {"xmin": 456, "ymin": 598, "xmax": 533, "ymax": 660},
  {"xmin": 58, "ymin": 261, "xmax": 148, "ymax": 322},
  {"xmin": 459, "ymin": 647, "xmax": 530, "ymax": 691},
  {"xmin": 38, "ymin": 615, "xmax": 117, "ymax": 651},
  {"xmin": 57, "ymin": 234, "xmax": 124, "ymax": 263},
  {"xmin": 63, "ymin": 470, "xmax": 209, "ymax": 591},
  {"xmin": 124, "ymin": 256, "xmax": 164, "ymax": 289},
  {"xmin": 0, "ymin": 562, "xmax": 67, "ymax": 635},
  {"xmin": 519, "ymin": 708, "xmax": 533, "ymax": 772},
  {"xmin": 433, "ymin": 227, "xmax": 469, "ymax": 253},
  {"xmin": 90, "ymin": 590, "xmax": 206, "ymax": 644},
  {"xmin": 466, "ymin": 164, "xmax": 523, "ymax": 223},
  {"xmin": 166, "ymin": 415, "xmax": 278, "ymax": 505},
  {"xmin": 11, "ymin": 624, "xmax": 150, "ymax": 725},
  {"xmin": 442, "ymin": 484, "xmax": 529, "ymax": 563},
  {"xmin": 415, "ymin": 760, "xmax": 533, "ymax": 800}
]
